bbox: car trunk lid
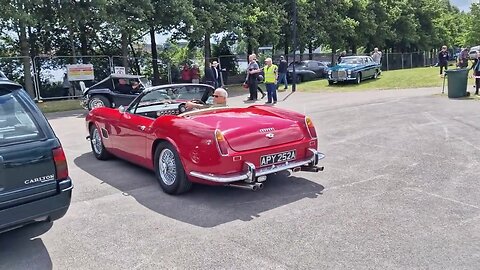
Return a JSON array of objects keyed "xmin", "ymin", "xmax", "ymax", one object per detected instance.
[
  {"xmin": 0, "ymin": 142, "xmax": 59, "ymax": 210},
  {"xmin": 188, "ymin": 109, "xmax": 304, "ymax": 152}
]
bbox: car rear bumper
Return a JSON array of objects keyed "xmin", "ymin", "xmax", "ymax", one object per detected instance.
[
  {"xmin": 189, "ymin": 148, "xmax": 325, "ymax": 183},
  {"xmin": 0, "ymin": 179, "xmax": 73, "ymax": 233}
]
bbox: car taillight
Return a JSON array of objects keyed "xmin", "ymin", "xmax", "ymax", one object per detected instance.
[
  {"xmin": 305, "ymin": 116, "xmax": 317, "ymax": 138},
  {"xmin": 214, "ymin": 129, "xmax": 229, "ymax": 156},
  {"xmin": 53, "ymin": 147, "xmax": 69, "ymax": 180}
]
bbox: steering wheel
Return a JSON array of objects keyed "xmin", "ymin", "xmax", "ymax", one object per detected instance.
[{"xmin": 189, "ymin": 99, "xmax": 206, "ymax": 105}]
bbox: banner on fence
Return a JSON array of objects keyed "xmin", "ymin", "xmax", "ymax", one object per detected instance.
[
  {"xmin": 67, "ymin": 64, "xmax": 94, "ymax": 81},
  {"xmin": 114, "ymin": 66, "xmax": 126, "ymax": 74}
]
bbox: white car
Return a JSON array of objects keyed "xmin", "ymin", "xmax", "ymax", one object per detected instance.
[{"xmin": 468, "ymin": 45, "xmax": 480, "ymax": 59}]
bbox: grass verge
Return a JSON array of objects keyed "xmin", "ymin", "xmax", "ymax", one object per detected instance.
[
  {"xmin": 297, "ymin": 66, "xmax": 477, "ymax": 92},
  {"xmin": 37, "ymin": 99, "xmax": 83, "ymax": 113}
]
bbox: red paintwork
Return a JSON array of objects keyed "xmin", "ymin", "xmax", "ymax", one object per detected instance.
[{"xmin": 86, "ymin": 105, "xmax": 318, "ymax": 186}]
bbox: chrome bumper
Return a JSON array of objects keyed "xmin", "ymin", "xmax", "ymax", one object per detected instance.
[
  {"xmin": 80, "ymin": 97, "xmax": 88, "ymax": 110},
  {"xmin": 189, "ymin": 148, "xmax": 325, "ymax": 183}
]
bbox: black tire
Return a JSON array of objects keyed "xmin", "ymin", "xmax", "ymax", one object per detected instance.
[
  {"xmin": 154, "ymin": 142, "xmax": 192, "ymax": 195},
  {"xmin": 89, "ymin": 125, "xmax": 111, "ymax": 160},
  {"xmin": 88, "ymin": 95, "xmax": 111, "ymax": 110},
  {"xmin": 355, "ymin": 73, "xmax": 362, "ymax": 84},
  {"xmin": 328, "ymin": 80, "xmax": 334, "ymax": 85},
  {"xmin": 296, "ymin": 75, "xmax": 302, "ymax": 83}
]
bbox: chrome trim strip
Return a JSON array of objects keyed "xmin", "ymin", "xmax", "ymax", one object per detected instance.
[
  {"xmin": 59, "ymin": 179, "xmax": 74, "ymax": 192},
  {"xmin": 189, "ymin": 148, "xmax": 325, "ymax": 183}
]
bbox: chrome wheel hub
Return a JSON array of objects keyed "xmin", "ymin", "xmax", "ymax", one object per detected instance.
[
  {"xmin": 90, "ymin": 98, "xmax": 105, "ymax": 109},
  {"xmin": 91, "ymin": 128, "xmax": 102, "ymax": 155},
  {"xmin": 159, "ymin": 149, "xmax": 177, "ymax": 185}
]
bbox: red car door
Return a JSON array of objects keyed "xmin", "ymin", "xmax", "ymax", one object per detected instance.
[{"xmin": 113, "ymin": 112, "xmax": 153, "ymax": 165}]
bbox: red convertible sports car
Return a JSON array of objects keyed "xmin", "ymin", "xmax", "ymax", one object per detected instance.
[{"xmin": 86, "ymin": 83, "xmax": 325, "ymax": 194}]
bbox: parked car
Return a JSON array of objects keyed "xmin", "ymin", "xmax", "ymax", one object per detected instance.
[
  {"xmin": 327, "ymin": 56, "xmax": 381, "ymax": 85},
  {"xmin": 0, "ymin": 77, "xmax": 73, "ymax": 233},
  {"xmin": 287, "ymin": 60, "xmax": 329, "ymax": 83},
  {"xmin": 468, "ymin": 45, "xmax": 480, "ymax": 59},
  {"xmin": 86, "ymin": 83, "xmax": 325, "ymax": 195},
  {"xmin": 81, "ymin": 74, "xmax": 149, "ymax": 110}
]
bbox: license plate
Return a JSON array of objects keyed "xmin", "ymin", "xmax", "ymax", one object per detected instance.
[{"xmin": 260, "ymin": 150, "xmax": 296, "ymax": 166}]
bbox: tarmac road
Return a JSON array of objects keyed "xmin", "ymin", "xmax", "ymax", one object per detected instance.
[{"xmin": 1, "ymin": 87, "xmax": 479, "ymax": 269}]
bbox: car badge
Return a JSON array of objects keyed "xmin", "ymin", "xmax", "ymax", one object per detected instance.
[
  {"xmin": 259, "ymin": 127, "xmax": 275, "ymax": 133},
  {"xmin": 266, "ymin": 133, "xmax": 275, "ymax": 139}
]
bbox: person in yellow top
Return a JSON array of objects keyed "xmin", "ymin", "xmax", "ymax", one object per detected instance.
[{"xmin": 262, "ymin": 58, "xmax": 278, "ymax": 104}]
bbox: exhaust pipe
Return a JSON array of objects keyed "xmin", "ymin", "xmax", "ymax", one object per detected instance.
[
  {"xmin": 301, "ymin": 166, "xmax": 324, "ymax": 172},
  {"xmin": 254, "ymin": 182, "xmax": 264, "ymax": 190},
  {"xmin": 227, "ymin": 183, "xmax": 259, "ymax": 191},
  {"xmin": 292, "ymin": 167, "xmax": 301, "ymax": 172}
]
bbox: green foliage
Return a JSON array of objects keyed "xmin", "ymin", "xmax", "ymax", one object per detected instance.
[{"xmin": 0, "ymin": 0, "xmax": 475, "ymax": 73}]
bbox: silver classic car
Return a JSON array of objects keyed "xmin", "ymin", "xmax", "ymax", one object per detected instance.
[{"xmin": 328, "ymin": 56, "xmax": 381, "ymax": 85}]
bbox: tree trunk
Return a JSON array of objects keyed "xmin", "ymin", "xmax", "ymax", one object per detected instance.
[
  {"xmin": 150, "ymin": 26, "xmax": 160, "ymax": 85},
  {"xmin": 284, "ymin": 32, "xmax": 289, "ymax": 62},
  {"xmin": 121, "ymin": 31, "xmax": 129, "ymax": 71},
  {"xmin": 69, "ymin": 25, "xmax": 77, "ymax": 64},
  {"xmin": 331, "ymin": 46, "xmax": 336, "ymax": 66},
  {"xmin": 79, "ymin": 23, "xmax": 88, "ymax": 56},
  {"xmin": 128, "ymin": 40, "xmax": 140, "ymax": 75},
  {"xmin": 308, "ymin": 42, "xmax": 313, "ymax": 60},
  {"xmin": 204, "ymin": 32, "xmax": 211, "ymax": 70},
  {"xmin": 19, "ymin": 23, "xmax": 35, "ymax": 98}
]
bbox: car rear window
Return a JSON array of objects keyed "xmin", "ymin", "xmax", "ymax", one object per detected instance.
[{"xmin": 0, "ymin": 89, "xmax": 44, "ymax": 146}]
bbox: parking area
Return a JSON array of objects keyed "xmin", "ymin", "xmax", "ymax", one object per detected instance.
[{"xmin": 1, "ymin": 87, "xmax": 479, "ymax": 269}]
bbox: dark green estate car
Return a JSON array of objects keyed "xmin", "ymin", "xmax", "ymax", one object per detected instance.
[{"xmin": 0, "ymin": 77, "xmax": 73, "ymax": 233}]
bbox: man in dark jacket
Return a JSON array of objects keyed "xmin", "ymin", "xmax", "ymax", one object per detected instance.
[
  {"xmin": 469, "ymin": 55, "xmax": 480, "ymax": 95},
  {"xmin": 438, "ymin": 45, "xmax": 449, "ymax": 76},
  {"xmin": 277, "ymin": 56, "xmax": 288, "ymax": 90},
  {"xmin": 212, "ymin": 61, "xmax": 222, "ymax": 88},
  {"xmin": 204, "ymin": 62, "xmax": 215, "ymax": 87}
]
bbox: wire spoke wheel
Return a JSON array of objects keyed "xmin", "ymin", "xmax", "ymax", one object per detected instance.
[
  {"xmin": 91, "ymin": 128, "xmax": 103, "ymax": 155},
  {"xmin": 159, "ymin": 148, "xmax": 177, "ymax": 186}
]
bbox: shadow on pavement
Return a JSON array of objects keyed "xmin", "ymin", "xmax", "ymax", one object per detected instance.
[
  {"xmin": 74, "ymin": 152, "xmax": 325, "ymax": 228},
  {"xmin": 0, "ymin": 222, "xmax": 53, "ymax": 269}
]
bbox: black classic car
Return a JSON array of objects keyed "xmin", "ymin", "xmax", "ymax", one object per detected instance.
[
  {"xmin": 0, "ymin": 77, "xmax": 73, "ymax": 233},
  {"xmin": 287, "ymin": 60, "xmax": 329, "ymax": 83},
  {"xmin": 81, "ymin": 74, "xmax": 149, "ymax": 110}
]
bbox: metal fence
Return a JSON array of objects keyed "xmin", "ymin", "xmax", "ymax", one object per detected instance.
[{"xmin": 0, "ymin": 51, "xmax": 440, "ymax": 101}]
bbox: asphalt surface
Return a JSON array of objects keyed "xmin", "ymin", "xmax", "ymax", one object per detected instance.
[{"xmin": 1, "ymin": 87, "xmax": 479, "ymax": 269}]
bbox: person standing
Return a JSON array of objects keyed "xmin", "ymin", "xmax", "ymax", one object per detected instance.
[
  {"xmin": 263, "ymin": 58, "xmax": 278, "ymax": 104},
  {"xmin": 438, "ymin": 45, "xmax": 449, "ymax": 76},
  {"xmin": 191, "ymin": 64, "xmax": 200, "ymax": 84},
  {"xmin": 458, "ymin": 47, "xmax": 469, "ymax": 68},
  {"xmin": 204, "ymin": 62, "xmax": 215, "ymax": 87},
  {"xmin": 337, "ymin": 51, "xmax": 346, "ymax": 64},
  {"xmin": 212, "ymin": 61, "xmax": 222, "ymax": 88},
  {"xmin": 277, "ymin": 56, "xmax": 288, "ymax": 90},
  {"xmin": 371, "ymin": 48, "xmax": 382, "ymax": 65},
  {"xmin": 245, "ymin": 54, "xmax": 261, "ymax": 101},
  {"xmin": 181, "ymin": 64, "xmax": 192, "ymax": 83},
  {"xmin": 469, "ymin": 54, "xmax": 480, "ymax": 95}
]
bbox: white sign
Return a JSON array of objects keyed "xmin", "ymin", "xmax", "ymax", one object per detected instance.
[
  {"xmin": 114, "ymin": 66, "xmax": 126, "ymax": 74},
  {"xmin": 66, "ymin": 64, "xmax": 94, "ymax": 81}
]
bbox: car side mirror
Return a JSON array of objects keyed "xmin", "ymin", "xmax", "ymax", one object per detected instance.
[{"xmin": 118, "ymin": 106, "xmax": 126, "ymax": 114}]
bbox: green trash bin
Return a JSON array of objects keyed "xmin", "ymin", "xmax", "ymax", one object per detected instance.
[{"xmin": 445, "ymin": 68, "xmax": 469, "ymax": 98}]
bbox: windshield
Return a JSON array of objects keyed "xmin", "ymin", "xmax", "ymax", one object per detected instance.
[
  {"xmin": 340, "ymin": 57, "xmax": 364, "ymax": 65},
  {"xmin": 288, "ymin": 62, "xmax": 307, "ymax": 68},
  {"xmin": 137, "ymin": 85, "xmax": 210, "ymax": 108}
]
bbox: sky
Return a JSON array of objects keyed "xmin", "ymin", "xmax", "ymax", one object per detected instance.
[{"xmin": 451, "ymin": 0, "xmax": 475, "ymax": 11}]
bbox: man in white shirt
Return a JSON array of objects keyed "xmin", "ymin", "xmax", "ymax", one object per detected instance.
[{"xmin": 371, "ymin": 48, "xmax": 382, "ymax": 64}]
